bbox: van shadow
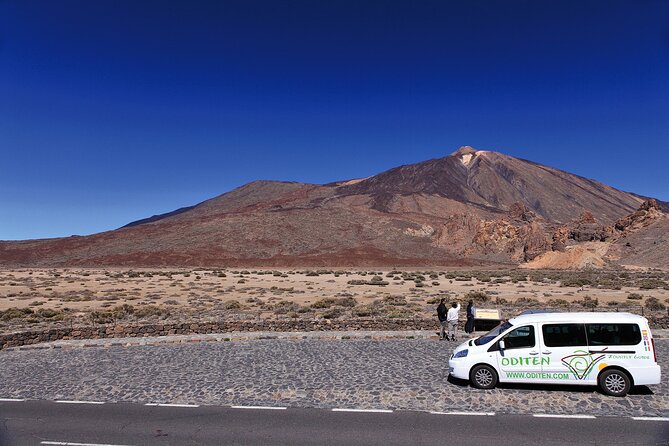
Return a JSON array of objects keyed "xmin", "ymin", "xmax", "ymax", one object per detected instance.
[{"xmin": 446, "ymin": 375, "xmax": 653, "ymax": 395}]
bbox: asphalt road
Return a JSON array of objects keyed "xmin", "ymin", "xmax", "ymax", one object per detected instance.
[{"xmin": 1, "ymin": 401, "xmax": 667, "ymax": 446}]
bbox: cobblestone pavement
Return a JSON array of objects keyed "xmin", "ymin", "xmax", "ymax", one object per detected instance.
[{"xmin": 0, "ymin": 335, "xmax": 667, "ymax": 417}]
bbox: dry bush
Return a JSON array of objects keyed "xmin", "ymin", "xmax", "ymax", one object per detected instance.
[
  {"xmin": 546, "ymin": 298, "xmax": 570, "ymax": 308},
  {"xmin": 515, "ymin": 297, "xmax": 540, "ymax": 307},
  {"xmin": 272, "ymin": 300, "xmax": 300, "ymax": 314},
  {"xmin": 464, "ymin": 290, "xmax": 490, "ymax": 303},
  {"xmin": 322, "ymin": 308, "xmax": 344, "ymax": 319},
  {"xmin": 383, "ymin": 295, "xmax": 408, "ymax": 306},
  {"xmin": 645, "ymin": 297, "xmax": 666, "ymax": 311},
  {"xmin": 89, "ymin": 304, "xmax": 169, "ymax": 324},
  {"xmin": 578, "ymin": 296, "xmax": 599, "ymax": 308},
  {"xmin": 638, "ymin": 279, "xmax": 667, "ymax": 290},
  {"xmin": 223, "ymin": 300, "xmax": 242, "ymax": 310}
]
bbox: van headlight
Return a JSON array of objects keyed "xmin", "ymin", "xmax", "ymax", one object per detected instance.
[{"xmin": 453, "ymin": 349, "xmax": 468, "ymax": 358}]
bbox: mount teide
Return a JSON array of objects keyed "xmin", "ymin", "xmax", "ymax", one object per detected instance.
[{"xmin": 2, "ymin": 147, "xmax": 667, "ymax": 268}]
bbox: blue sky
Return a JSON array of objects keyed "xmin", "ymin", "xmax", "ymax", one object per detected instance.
[{"xmin": 1, "ymin": 0, "xmax": 668, "ymax": 240}]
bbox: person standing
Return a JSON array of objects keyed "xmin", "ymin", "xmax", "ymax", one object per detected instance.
[
  {"xmin": 447, "ymin": 301, "xmax": 460, "ymax": 341},
  {"xmin": 465, "ymin": 300, "xmax": 475, "ymax": 334},
  {"xmin": 436, "ymin": 298, "xmax": 448, "ymax": 340}
]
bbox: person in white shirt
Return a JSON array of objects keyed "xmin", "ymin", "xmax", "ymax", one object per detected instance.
[{"xmin": 446, "ymin": 302, "xmax": 460, "ymax": 341}]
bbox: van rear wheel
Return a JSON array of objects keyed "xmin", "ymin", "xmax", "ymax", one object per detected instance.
[
  {"xmin": 598, "ymin": 369, "xmax": 631, "ymax": 397},
  {"xmin": 470, "ymin": 364, "xmax": 498, "ymax": 389}
]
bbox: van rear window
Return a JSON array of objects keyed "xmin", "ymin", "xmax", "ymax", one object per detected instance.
[
  {"xmin": 542, "ymin": 323, "xmax": 587, "ymax": 347},
  {"xmin": 586, "ymin": 323, "xmax": 641, "ymax": 346}
]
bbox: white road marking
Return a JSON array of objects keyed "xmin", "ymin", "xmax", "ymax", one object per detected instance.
[
  {"xmin": 41, "ymin": 441, "xmax": 134, "ymax": 446},
  {"xmin": 54, "ymin": 400, "xmax": 105, "ymax": 405},
  {"xmin": 430, "ymin": 411, "xmax": 495, "ymax": 416},
  {"xmin": 631, "ymin": 416, "xmax": 669, "ymax": 422},
  {"xmin": 144, "ymin": 403, "xmax": 200, "ymax": 408},
  {"xmin": 230, "ymin": 405, "xmax": 287, "ymax": 410},
  {"xmin": 332, "ymin": 408, "xmax": 393, "ymax": 413},
  {"xmin": 533, "ymin": 414, "xmax": 596, "ymax": 419},
  {"xmin": 0, "ymin": 398, "xmax": 26, "ymax": 402}
]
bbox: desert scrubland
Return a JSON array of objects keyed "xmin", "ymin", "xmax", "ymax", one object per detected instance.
[{"xmin": 1, "ymin": 268, "xmax": 668, "ymax": 333}]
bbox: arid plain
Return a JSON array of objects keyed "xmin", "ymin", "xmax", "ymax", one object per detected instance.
[{"xmin": 1, "ymin": 268, "xmax": 667, "ymax": 333}]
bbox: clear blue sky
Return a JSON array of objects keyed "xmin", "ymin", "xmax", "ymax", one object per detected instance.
[{"xmin": 1, "ymin": 0, "xmax": 668, "ymax": 240}]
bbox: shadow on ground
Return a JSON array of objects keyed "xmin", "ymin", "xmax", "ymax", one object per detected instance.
[{"xmin": 447, "ymin": 374, "xmax": 653, "ymax": 396}]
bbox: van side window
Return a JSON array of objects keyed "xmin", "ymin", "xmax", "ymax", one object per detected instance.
[
  {"xmin": 586, "ymin": 323, "xmax": 641, "ymax": 346},
  {"xmin": 542, "ymin": 323, "xmax": 587, "ymax": 347},
  {"xmin": 503, "ymin": 325, "xmax": 535, "ymax": 349}
]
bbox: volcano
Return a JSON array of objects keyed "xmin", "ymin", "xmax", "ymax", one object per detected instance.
[{"xmin": 1, "ymin": 147, "xmax": 667, "ymax": 268}]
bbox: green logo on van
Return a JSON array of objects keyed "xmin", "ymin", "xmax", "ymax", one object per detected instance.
[
  {"xmin": 501, "ymin": 356, "xmax": 550, "ymax": 366},
  {"xmin": 561, "ymin": 349, "xmax": 605, "ymax": 380}
]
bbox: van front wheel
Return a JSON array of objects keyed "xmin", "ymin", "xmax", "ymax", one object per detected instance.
[
  {"xmin": 598, "ymin": 369, "xmax": 631, "ymax": 397},
  {"xmin": 470, "ymin": 364, "xmax": 498, "ymax": 390}
]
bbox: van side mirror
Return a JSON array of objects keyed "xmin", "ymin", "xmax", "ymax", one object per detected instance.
[{"xmin": 499, "ymin": 340, "xmax": 505, "ymax": 350}]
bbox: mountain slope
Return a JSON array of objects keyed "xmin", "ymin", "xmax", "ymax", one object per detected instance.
[
  {"xmin": 337, "ymin": 147, "xmax": 642, "ymax": 223},
  {"xmin": 0, "ymin": 147, "xmax": 665, "ymax": 268}
]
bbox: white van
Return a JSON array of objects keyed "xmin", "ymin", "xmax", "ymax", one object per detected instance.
[{"xmin": 448, "ymin": 312, "xmax": 661, "ymax": 396}]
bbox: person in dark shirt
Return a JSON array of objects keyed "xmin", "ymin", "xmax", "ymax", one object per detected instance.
[
  {"xmin": 436, "ymin": 298, "xmax": 448, "ymax": 340},
  {"xmin": 465, "ymin": 300, "xmax": 475, "ymax": 334}
]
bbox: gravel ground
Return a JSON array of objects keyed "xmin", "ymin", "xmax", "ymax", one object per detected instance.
[{"xmin": 0, "ymin": 336, "xmax": 666, "ymax": 417}]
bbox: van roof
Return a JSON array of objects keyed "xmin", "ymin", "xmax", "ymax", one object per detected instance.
[{"xmin": 508, "ymin": 312, "xmax": 647, "ymax": 325}]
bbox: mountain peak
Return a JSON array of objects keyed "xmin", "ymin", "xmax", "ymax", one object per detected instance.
[
  {"xmin": 451, "ymin": 146, "xmax": 478, "ymax": 156},
  {"xmin": 451, "ymin": 146, "xmax": 484, "ymax": 167}
]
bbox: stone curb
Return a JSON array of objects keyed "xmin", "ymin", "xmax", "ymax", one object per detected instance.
[
  {"xmin": 4, "ymin": 328, "xmax": 668, "ymax": 352},
  {"xmin": 3, "ymin": 330, "xmax": 442, "ymax": 351}
]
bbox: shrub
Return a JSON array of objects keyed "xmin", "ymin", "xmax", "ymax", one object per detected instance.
[
  {"xmin": 645, "ymin": 297, "xmax": 666, "ymax": 311},
  {"xmin": 347, "ymin": 279, "xmax": 389, "ymax": 286},
  {"xmin": 89, "ymin": 304, "xmax": 169, "ymax": 324},
  {"xmin": 334, "ymin": 297, "xmax": 357, "ymax": 307},
  {"xmin": 386, "ymin": 308, "xmax": 414, "ymax": 318},
  {"xmin": 546, "ymin": 299, "xmax": 570, "ymax": 308},
  {"xmin": 272, "ymin": 300, "xmax": 299, "ymax": 314},
  {"xmin": 578, "ymin": 296, "xmax": 599, "ymax": 308},
  {"xmin": 560, "ymin": 277, "xmax": 592, "ymax": 287},
  {"xmin": 515, "ymin": 297, "xmax": 540, "ymax": 307},
  {"xmin": 223, "ymin": 300, "xmax": 242, "ymax": 310},
  {"xmin": 352, "ymin": 305, "xmax": 377, "ymax": 317},
  {"xmin": 0, "ymin": 307, "xmax": 34, "ymax": 320},
  {"xmin": 638, "ymin": 279, "xmax": 667, "ymax": 290},
  {"xmin": 36, "ymin": 308, "xmax": 62, "ymax": 319},
  {"xmin": 322, "ymin": 308, "xmax": 344, "ymax": 319},
  {"xmin": 627, "ymin": 293, "xmax": 643, "ymax": 300},
  {"xmin": 311, "ymin": 298, "xmax": 335, "ymax": 309},
  {"xmin": 383, "ymin": 295, "xmax": 408, "ymax": 306},
  {"xmin": 464, "ymin": 290, "xmax": 490, "ymax": 303}
]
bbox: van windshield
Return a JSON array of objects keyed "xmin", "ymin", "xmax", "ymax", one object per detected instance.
[{"xmin": 474, "ymin": 321, "xmax": 513, "ymax": 346}]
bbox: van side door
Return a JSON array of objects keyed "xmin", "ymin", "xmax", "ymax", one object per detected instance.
[
  {"xmin": 495, "ymin": 324, "xmax": 544, "ymax": 382},
  {"xmin": 540, "ymin": 323, "xmax": 595, "ymax": 384}
]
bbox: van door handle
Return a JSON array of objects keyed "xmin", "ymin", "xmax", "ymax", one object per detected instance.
[
  {"xmin": 542, "ymin": 351, "xmax": 552, "ymax": 355},
  {"xmin": 529, "ymin": 351, "xmax": 539, "ymax": 356}
]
